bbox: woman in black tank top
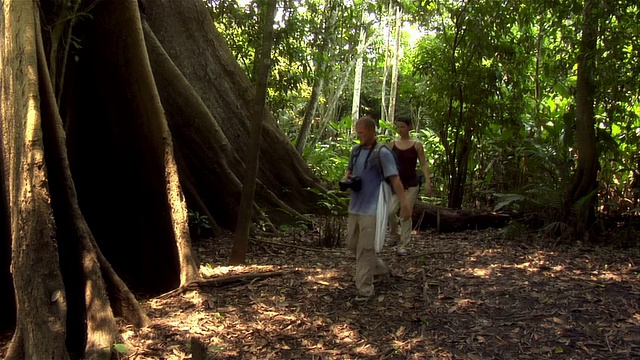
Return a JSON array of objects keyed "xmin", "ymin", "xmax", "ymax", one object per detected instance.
[{"xmin": 387, "ymin": 115, "xmax": 433, "ymax": 256}]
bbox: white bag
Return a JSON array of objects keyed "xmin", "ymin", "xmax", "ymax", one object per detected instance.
[{"xmin": 374, "ymin": 181, "xmax": 392, "ymax": 253}]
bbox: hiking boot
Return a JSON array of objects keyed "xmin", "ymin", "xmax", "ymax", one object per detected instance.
[
  {"xmin": 397, "ymin": 247, "xmax": 408, "ymax": 256},
  {"xmin": 353, "ymin": 293, "xmax": 372, "ymax": 306}
]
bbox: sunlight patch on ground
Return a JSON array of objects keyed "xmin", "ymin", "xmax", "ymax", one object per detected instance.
[
  {"xmin": 330, "ymin": 324, "xmax": 358, "ymax": 343},
  {"xmin": 449, "ymin": 298, "xmax": 482, "ymax": 314},
  {"xmin": 470, "ymin": 266, "xmax": 493, "ymax": 277},
  {"xmin": 595, "ymin": 270, "xmax": 624, "ymax": 281},
  {"xmin": 199, "ymin": 264, "xmax": 278, "ymax": 277},
  {"xmin": 305, "ymin": 268, "xmax": 343, "ymax": 287}
]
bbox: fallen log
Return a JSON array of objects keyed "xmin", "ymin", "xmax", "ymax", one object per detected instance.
[{"xmin": 411, "ymin": 202, "xmax": 511, "ymax": 232}]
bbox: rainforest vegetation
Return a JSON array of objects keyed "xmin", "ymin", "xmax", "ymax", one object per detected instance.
[{"xmin": 1, "ymin": 0, "xmax": 638, "ymax": 358}]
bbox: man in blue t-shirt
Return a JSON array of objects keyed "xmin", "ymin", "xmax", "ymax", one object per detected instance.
[{"xmin": 342, "ymin": 115, "xmax": 410, "ymax": 305}]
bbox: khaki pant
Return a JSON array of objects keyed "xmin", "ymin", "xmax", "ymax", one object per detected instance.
[
  {"xmin": 388, "ymin": 186, "xmax": 419, "ymax": 250},
  {"xmin": 346, "ymin": 214, "xmax": 390, "ymax": 297}
]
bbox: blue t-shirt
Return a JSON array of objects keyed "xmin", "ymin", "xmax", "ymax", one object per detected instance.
[{"xmin": 348, "ymin": 145, "xmax": 398, "ymax": 215}]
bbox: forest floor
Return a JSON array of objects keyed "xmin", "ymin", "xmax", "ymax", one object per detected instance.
[{"xmin": 2, "ymin": 226, "xmax": 640, "ymax": 359}]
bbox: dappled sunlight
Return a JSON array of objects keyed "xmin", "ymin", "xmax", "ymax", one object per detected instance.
[
  {"xmin": 305, "ymin": 268, "xmax": 344, "ymax": 288},
  {"xmin": 468, "ymin": 247, "xmax": 506, "ymax": 259},
  {"xmin": 462, "ymin": 247, "xmax": 638, "ymax": 285},
  {"xmin": 136, "ymin": 287, "xmax": 395, "ymax": 359},
  {"xmin": 199, "ymin": 264, "xmax": 278, "ymax": 278},
  {"xmin": 111, "ymin": 230, "xmax": 640, "ymax": 359},
  {"xmin": 448, "ymin": 298, "xmax": 482, "ymax": 314},
  {"xmin": 472, "ymin": 266, "xmax": 494, "ymax": 277}
]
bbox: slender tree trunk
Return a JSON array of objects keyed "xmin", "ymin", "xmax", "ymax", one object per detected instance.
[
  {"xmin": 230, "ymin": 0, "xmax": 278, "ymax": 265},
  {"xmin": 534, "ymin": 15, "xmax": 544, "ymax": 128},
  {"xmin": 380, "ymin": 0, "xmax": 393, "ymax": 122},
  {"xmin": 295, "ymin": 1, "xmax": 337, "ymax": 154},
  {"xmin": 563, "ymin": 0, "xmax": 599, "ymax": 237},
  {"xmin": 296, "ymin": 77, "xmax": 325, "ymax": 154},
  {"xmin": 351, "ymin": 10, "xmax": 368, "ymax": 132},
  {"xmin": 387, "ymin": 5, "xmax": 402, "ymax": 123},
  {"xmin": 311, "ymin": 62, "xmax": 355, "ymax": 149},
  {"xmin": 445, "ymin": 33, "xmax": 460, "ymax": 208}
]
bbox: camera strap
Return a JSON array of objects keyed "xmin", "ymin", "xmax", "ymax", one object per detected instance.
[{"xmin": 349, "ymin": 141, "xmax": 377, "ymax": 171}]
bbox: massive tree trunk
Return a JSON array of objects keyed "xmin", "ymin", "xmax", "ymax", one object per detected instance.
[
  {"xmin": 1, "ymin": 0, "xmax": 323, "ymax": 358},
  {"xmin": 142, "ymin": 0, "xmax": 320, "ymax": 223},
  {"xmin": 2, "ymin": 3, "xmax": 70, "ymax": 358}
]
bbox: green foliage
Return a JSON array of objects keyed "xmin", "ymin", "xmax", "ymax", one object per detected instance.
[
  {"xmin": 210, "ymin": 0, "xmax": 640, "ymax": 234},
  {"xmin": 304, "ymin": 141, "xmax": 350, "ymax": 186},
  {"xmin": 188, "ymin": 210, "xmax": 212, "ymax": 240},
  {"xmin": 208, "ymin": 0, "xmax": 370, "ymax": 122},
  {"xmin": 112, "ymin": 343, "xmax": 128, "ymax": 355},
  {"xmin": 500, "ymin": 221, "xmax": 527, "ymax": 241},
  {"xmin": 303, "ymin": 117, "xmax": 355, "ymax": 185},
  {"xmin": 307, "ymin": 187, "xmax": 348, "ymax": 216},
  {"xmin": 572, "ymin": 189, "xmax": 598, "ymax": 223}
]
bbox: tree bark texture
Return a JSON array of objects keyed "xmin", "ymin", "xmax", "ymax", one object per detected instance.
[
  {"xmin": 563, "ymin": 0, "xmax": 598, "ymax": 237},
  {"xmin": 230, "ymin": 0, "xmax": 278, "ymax": 265},
  {"xmin": 2, "ymin": 0, "xmax": 322, "ymax": 357},
  {"xmin": 0, "ymin": 0, "xmax": 15, "ymax": 336},
  {"xmin": 141, "ymin": 0, "xmax": 321, "ymax": 224},
  {"xmin": 2, "ymin": 1, "xmax": 70, "ymax": 358}
]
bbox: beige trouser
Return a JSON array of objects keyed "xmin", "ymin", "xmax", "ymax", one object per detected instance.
[
  {"xmin": 388, "ymin": 186, "xmax": 420, "ymax": 249},
  {"xmin": 346, "ymin": 214, "xmax": 390, "ymax": 297}
]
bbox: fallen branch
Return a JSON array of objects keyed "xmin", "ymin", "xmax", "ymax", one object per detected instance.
[
  {"xmin": 155, "ymin": 270, "xmax": 292, "ymax": 299},
  {"xmin": 191, "ymin": 270, "xmax": 292, "ymax": 287},
  {"xmin": 408, "ymin": 251, "xmax": 456, "ymax": 258},
  {"xmin": 251, "ymin": 238, "xmax": 344, "ymax": 253}
]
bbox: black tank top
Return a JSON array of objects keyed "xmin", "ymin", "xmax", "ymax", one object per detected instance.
[{"xmin": 392, "ymin": 142, "xmax": 419, "ymax": 189}]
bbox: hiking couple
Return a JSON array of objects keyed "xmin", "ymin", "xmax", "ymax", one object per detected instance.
[{"xmin": 342, "ymin": 114, "xmax": 433, "ymax": 305}]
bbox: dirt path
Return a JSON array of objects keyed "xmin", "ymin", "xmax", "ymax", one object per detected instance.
[{"xmin": 2, "ymin": 228, "xmax": 640, "ymax": 359}]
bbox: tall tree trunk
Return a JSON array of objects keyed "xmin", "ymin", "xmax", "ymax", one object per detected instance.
[
  {"xmin": 442, "ymin": 5, "xmax": 472, "ymax": 210},
  {"xmin": 351, "ymin": 10, "xmax": 368, "ymax": 132},
  {"xmin": 563, "ymin": 0, "xmax": 599, "ymax": 238},
  {"xmin": 295, "ymin": 0, "xmax": 337, "ymax": 154},
  {"xmin": 380, "ymin": 0, "xmax": 393, "ymax": 122},
  {"xmin": 2, "ymin": 2, "xmax": 70, "ymax": 358},
  {"xmin": 0, "ymin": 64, "xmax": 14, "ymax": 332},
  {"xmin": 312, "ymin": 62, "xmax": 355, "ymax": 149},
  {"xmin": 230, "ymin": 0, "xmax": 277, "ymax": 265},
  {"xmin": 387, "ymin": 5, "xmax": 402, "ymax": 122}
]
